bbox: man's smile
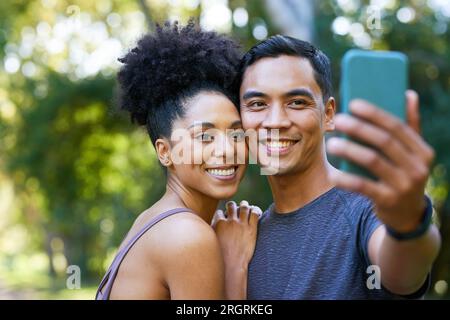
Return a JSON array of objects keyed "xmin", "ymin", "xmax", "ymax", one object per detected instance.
[{"xmin": 261, "ymin": 138, "xmax": 301, "ymax": 156}]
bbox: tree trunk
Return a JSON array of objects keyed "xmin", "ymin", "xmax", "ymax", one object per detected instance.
[
  {"xmin": 44, "ymin": 232, "xmax": 57, "ymax": 278},
  {"xmin": 431, "ymin": 199, "xmax": 450, "ymax": 296},
  {"xmin": 137, "ymin": 0, "xmax": 154, "ymax": 31},
  {"xmin": 265, "ymin": 0, "xmax": 315, "ymax": 42}
]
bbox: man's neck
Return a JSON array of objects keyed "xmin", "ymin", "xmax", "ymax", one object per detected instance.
[{"xmin": 268, "ymin": 156, "xmax": 338, "ymax": 214}]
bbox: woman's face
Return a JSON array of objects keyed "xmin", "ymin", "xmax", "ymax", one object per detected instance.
[{"xmin": 166, "ymin": 91, "xmax": 247, "ymax": 200}]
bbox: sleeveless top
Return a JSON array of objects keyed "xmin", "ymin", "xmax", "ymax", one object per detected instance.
[{"xmin": 95, "ymin": 208, "xmax": 194, "ymax": 300}]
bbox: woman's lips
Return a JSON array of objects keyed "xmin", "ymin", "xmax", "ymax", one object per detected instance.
[{"xmin": 205, "ymin": 166, "xmax": 238, "ymax": 181}]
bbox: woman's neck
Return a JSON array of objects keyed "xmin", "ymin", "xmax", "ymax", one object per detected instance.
[{"xmin": 161, "ymin": 174, "xmax": 219, "ymax": 224}]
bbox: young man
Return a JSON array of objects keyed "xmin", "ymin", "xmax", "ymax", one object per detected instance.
[{"xmin": 236, "ymin": 35, "xmax": 441, "ymax": 299}]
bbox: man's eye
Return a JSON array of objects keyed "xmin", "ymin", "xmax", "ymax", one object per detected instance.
[
  {"xmin": 288, "ymin": 99, "xmax": 306, "ymax": 107},
  {"xmin": 248, "ymin": 101, "xmax": 267, "ymax": 109}
]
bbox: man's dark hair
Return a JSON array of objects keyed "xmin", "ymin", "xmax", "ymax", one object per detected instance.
[
  {"xmin": 237, "ymin": 35, "xmax": 332, "ymax": 102},
  {"xmin": 117, "ymin": 20, "xmax": 241, "ymax": 145}
]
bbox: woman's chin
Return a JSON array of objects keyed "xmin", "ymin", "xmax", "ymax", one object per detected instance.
[
  {"xmin": 206, "ymin": 186, "xmax": 239, "ymax": 201},
  {"xmin": 201, "ymin": 166, "xmax": 245, "ymax": 199}
]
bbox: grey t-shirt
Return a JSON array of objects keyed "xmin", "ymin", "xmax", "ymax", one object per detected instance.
[{"xmin": 247, "ymin": 187, "xmax": 429, "ymax": 299}]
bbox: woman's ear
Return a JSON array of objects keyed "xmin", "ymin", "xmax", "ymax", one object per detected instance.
[
  {"xmin": 155, "ymin": 138, "xmax": 172, "ymax": 167},
  {"xmin": 324, "ymin": 97, "xmax": 336, "ymax": 132}
]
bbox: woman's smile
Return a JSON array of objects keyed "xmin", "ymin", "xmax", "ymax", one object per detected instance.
[{"xmin": 205, "ymin": 165, "xmax": 239, "ymax": 181}]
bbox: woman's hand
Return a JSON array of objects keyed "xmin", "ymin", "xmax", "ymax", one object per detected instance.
[{"xmin": 211, "ymin": 200, "xmax": 262, "ymax": 299}]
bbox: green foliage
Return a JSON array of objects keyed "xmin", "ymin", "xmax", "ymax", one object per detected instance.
[
  {"xmin": 6, "ymin": 70, "xmax": 166, "ymax": 278},
  {"xmin": 0, "ymin": 0, "xmax": 449, "ymax": 299}
]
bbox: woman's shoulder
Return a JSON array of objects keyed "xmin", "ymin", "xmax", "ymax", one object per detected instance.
[{"xmin": 138, "ymin": 209, "xmax": 220, "ymax": 258}]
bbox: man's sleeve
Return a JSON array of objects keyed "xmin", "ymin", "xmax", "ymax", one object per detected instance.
[{"xmin": 358, "ymin": 200, "xmax": 431, "ymax": 299}]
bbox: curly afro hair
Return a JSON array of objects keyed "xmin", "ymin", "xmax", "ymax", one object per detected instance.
[{"xmin": 117, "ymin": 20, "xmax": 241, "ymax": 145}]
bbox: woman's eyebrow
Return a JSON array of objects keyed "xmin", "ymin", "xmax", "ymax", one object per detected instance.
[
  {"xmin": 229, "ymin": 120, "xmax": 243, "ymax": 129},
  {"xmin": 187, "ymin": 121, "xmax": 215, "ymax": 130}
]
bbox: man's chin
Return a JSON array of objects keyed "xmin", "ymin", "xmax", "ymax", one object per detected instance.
[{"xmin": 258, "ymin": 163, "xmax": 293, "ymax": 176}]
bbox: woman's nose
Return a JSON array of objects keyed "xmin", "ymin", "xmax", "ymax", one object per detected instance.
[{"xmin": 213, "ymin": 134, "xmax": 238, "ymax": 163}]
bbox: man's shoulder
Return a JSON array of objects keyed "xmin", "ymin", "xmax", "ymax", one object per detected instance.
[
  {"xmin": 263, "ymin": 187, "xmax": 373, "ymax": 210},
  {"xmin": 334, "ymin": 188, "xmax": 374, "ymax": 209},
  {"xmin": 260, "ymin": 188, "xmax": 375, "ymax": 224}
]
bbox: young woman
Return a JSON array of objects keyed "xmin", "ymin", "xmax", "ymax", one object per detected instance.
[{"xmin": 96, "ymin": 21, "xmax": 260, "ymax": 300}]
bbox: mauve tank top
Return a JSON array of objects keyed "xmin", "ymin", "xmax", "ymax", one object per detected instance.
[{"xmin": 95, "ymin": 207, "xmax": 194, "ymax": 300}]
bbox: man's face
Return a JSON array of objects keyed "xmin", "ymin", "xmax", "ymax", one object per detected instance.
[{"xmin": 239, "ymin": 55, "xmax": 335, "ymax": 175}]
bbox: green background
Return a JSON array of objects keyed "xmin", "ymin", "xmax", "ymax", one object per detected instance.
[{"xmin": 0, "ymin": 0, "xmax": 449, "ymax": 299}]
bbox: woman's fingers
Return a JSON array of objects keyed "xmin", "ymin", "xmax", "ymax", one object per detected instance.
[
  {"xmin": 211, "ymin": 209, "xmax": 226, "ymax": 228},
  {"xmin": 222, "ymin": 200, "xmax": 262, "ymax": 223},
  {"xmin": 249, "ymin": 206, "xmax": 262, "ymax": 226},
  {"xmin": 226, "ymin": 201, "xmax": 238, "ymax": 220},
  {"xmin": 223, "ymin": 200, "xmax": 261, "ymax": 225},
  {"xmin": 239, "ymin": 200, "xmax": 250, "ymax": 223}
]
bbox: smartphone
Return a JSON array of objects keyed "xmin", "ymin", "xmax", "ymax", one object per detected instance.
[{"xmin": 339, "ymin": 49, "xmax": 409, "ymax": 179}]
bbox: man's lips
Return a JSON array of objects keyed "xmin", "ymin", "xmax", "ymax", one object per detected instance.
[{"xmin": 260, "ymin": 138, "xmax": 301, "ymax": 155}]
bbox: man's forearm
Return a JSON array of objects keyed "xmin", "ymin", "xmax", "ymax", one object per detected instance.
[{"xmin": 372, "ymin": 224, "xmax": 441, "ymax": 295}]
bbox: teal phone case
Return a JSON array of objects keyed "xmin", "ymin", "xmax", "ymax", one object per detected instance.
[{"xmin": 339, "ymin": 49, "xmax": 408, "ymax": 179}]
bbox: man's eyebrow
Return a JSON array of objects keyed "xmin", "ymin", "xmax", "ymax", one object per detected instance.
[
  {"xmin": 187, "ymin": 121, "xmax": 215, "ymax": 130},
  {"xmin": 242, "ymin": 90, "xmax": 268, "ymax": 100},
  {"xmin": 283, "ymin": 88, "xmax": 315, "ymax": 100}
]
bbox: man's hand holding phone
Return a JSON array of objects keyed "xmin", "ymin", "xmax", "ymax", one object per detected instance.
[{"xmin": 327, "ymin": 91, "xmax": 435, "ymax": 233}]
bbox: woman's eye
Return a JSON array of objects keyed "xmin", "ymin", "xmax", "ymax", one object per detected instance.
[
  {"xmin": 196, "ymin": 133, "xmax": 213, "ymax": 142},
  {"xmin": 230, "ymin": 130, "xmax": 245, "ymax": 142}
]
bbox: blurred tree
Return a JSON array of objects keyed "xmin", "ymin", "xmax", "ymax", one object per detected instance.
[
  {"xmin": 1, "ymin": 0, "xmax": 168, "ymax": 282},
  {"xmin": 6, "ymin": 70, "xmax": 166, "ymax": 278},
  {"xmin": 0, "ymin": 0, "xmax": 448, "ymax": 299}
]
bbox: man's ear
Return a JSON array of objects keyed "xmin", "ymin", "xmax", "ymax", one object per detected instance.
[
  {"xmin": 324, "ymin": 97, "xmax": 336, "ymax": 132},
  {"xmin": 155, "ymin": 138, "xmax": 172, "ymax": 167}
]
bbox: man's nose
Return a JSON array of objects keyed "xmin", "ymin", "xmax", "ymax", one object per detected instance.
[{"xmin": 262, "ymin": 104, "xmax": 292, "ymax": 129}]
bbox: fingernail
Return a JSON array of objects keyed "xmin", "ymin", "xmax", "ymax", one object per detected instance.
[{"xmin": 226, "ymin": 201, "xmax": 236, "ymax": 207}]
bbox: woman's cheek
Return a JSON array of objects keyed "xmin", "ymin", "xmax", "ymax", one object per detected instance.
[
  {"xmin": 202, "ymin": 142, "xmax": 218, "ymax": 166},
  {"xmin": 236, "ymin": 140, "xmax": 248, "ymax": 165},
  {"xmin": 192, "ymin": 140, "xmax": 205, "ymax": 165}
]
